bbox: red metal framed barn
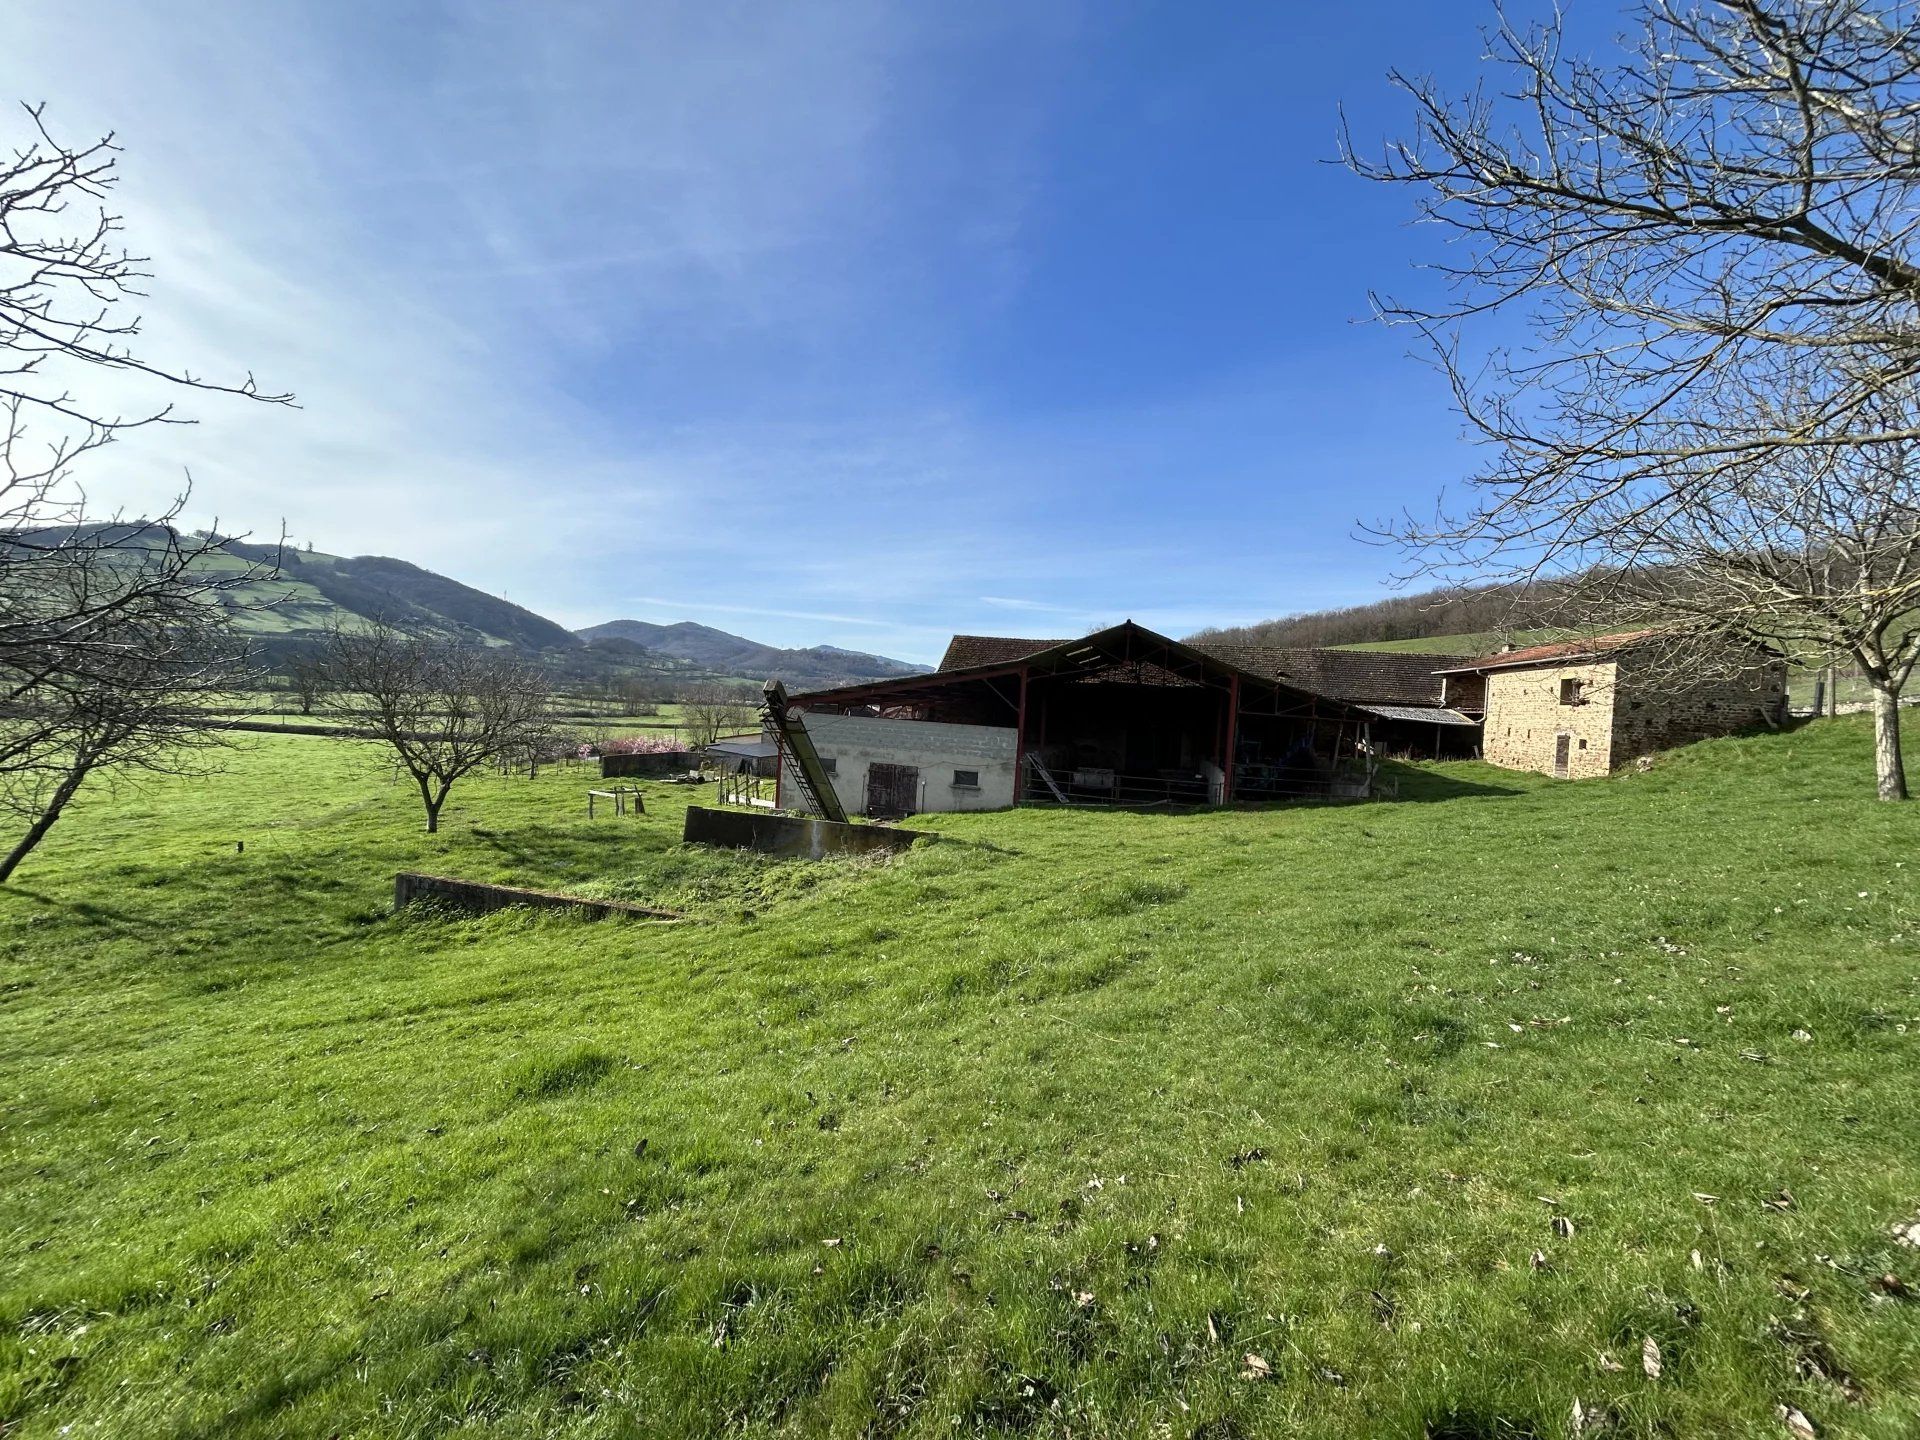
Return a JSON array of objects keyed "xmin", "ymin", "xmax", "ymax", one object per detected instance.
[{"xmin": 784, "ymin": 621, "xmax": 1388, "ymax": 808}]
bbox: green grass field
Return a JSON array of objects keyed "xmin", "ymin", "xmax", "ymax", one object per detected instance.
[{"xmin": 3, "ymin": 722, "xmax": 1917, "ymax": 1437}]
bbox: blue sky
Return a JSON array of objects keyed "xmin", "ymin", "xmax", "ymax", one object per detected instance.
[{"xmin": 2, "ymin": 2, "xmax": 1624, "ymax": 664}]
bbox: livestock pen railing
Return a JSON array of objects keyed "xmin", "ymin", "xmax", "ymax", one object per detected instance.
[{"xmin": 716, "ymin": 770, "xmax": 770, "ymax": 807}]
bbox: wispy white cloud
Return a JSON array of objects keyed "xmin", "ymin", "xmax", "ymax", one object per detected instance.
[{"xmin": 0, "ymin": 1, "xmax": 1465, "ymax": 666}]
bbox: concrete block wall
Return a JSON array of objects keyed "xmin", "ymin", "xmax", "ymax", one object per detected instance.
[
  {"xmin": 783, "ymin": 711, "xmax": 1019, "ymax": 815},
  {"xmin": 1482, "ymin": 661, "xmax": 1620, "ymax": 778}
]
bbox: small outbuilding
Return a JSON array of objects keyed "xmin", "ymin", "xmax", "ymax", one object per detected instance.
[
  {"xmin": 1434, "ymin": 631, "xmax": 1788, "ymax": 779},
  {"xmin": 703, "ymin": 733, "xmax": 780, "ymax": 778}
]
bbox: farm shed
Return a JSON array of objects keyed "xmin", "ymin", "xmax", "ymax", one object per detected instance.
[
  {"xmin": 777, "ymin": 621, "xmax": 1383, "ymax": 815},
  {"xmin": 1434, "ymin": 631, "xmax": 1789, "ymax": 779},
  {"xmin": 703, "ymin": 733, "xmax": 779, "ymax": 777}
]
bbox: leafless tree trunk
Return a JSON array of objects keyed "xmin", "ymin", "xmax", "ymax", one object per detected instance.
[
  {"xmin": 321, "ymin": 623, "xmax": 552, "ymax": 832},
  {"xmin": 0, "ymin": 563, "xmax": 244, "ymax": 881},
  {"xmin": 1348, "ymin": 0, "xmax": 1920, "ymax": 797}
]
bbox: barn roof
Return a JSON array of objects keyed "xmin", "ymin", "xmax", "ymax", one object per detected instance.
[
  {"xmin": 942, "ymin": 635, "xmax": 1479, "ymax": 706},
  {"xmin": 938, "ymin": 635, "xmax": 1067, "ymax": 671},
  {"xmin": 792, "ymin": 621, "xmax": 1371, "ymax": 721}
]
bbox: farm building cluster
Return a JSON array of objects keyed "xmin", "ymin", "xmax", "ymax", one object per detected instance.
[{"xmin": 756, "ymin": 622, "xmax": 1788, "ymax": 817}]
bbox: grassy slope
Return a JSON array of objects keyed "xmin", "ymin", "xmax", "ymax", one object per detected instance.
[{"xmin": 2, "ymin": 724, "xmax": 1917, "ymax": 1437}]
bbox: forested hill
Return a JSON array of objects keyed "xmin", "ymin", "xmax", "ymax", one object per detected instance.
[
  {"xmin": 1188, "ymin": 582, "xmax": 1559, "ymax": 650},
  {"xmin": 207, "ymin": 537, "xmax": 581, "ymax": 650}
]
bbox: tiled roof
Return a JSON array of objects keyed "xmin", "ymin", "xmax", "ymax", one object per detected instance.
[
  {"xmin": 935, "ymin": 634, "xmax": 1486, "ymax": 706},
  {"xmin": 1194, "ymin": 644, "xmax": 1481, "ymax": 707},
  {"xmin": 1431, "ymin": 630, "xmax": 1656, "ymax": 674},
  {"xmin": 938, "ymin": 635, "xmax": 1067, "ymax": 671}
]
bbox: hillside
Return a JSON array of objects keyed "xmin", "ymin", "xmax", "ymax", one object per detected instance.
[
  {"xmin": 578, "ymin": 618, "xmax": 931, "ymax": 688},
  {"xmin": 43, "ymin": 527, "xmax": 927, "ymax": 686},
  {"xmin": 1190, "ymin": 580, "xmax": 1566, "ymax": 650}
]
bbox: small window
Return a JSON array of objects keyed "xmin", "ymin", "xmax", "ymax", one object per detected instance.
[
  {"xmin": 820, "ymin": 757, "xmax": 837, "ymax": 775},
  {"xmin": 953, "ymin": 768, "xmax": 980, "ymax": 788},
  {"xmin": 1559, "ymin": 678, "xmax": 1585, "ymax": 705}
]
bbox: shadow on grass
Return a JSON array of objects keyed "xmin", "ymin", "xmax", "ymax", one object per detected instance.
[
  {"xmin": 1375, "ymin": 764, "xmax": 1527, "ymax": 803},
  {"xmin": 0, "ymin": 884, "xmax": 150, "ymax": 933}
]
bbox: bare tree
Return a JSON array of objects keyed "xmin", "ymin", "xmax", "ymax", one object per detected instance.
[
  {"xmin": 0, "ymin": 560, "xmax": 242, "ymax": 881},
  {"xmin": 1, "ymin": 104, "xmax": 292, "ymax": 820},
  {"xmin": 284, "ymin": 651, "xmax": 328, "ymax": 715},
  {"xmin": 1349, "ymin": 0, "xmax": 1920, "ymax": 796},
  {"xmin": 1, "ymin": 103, "xmax": 292, "ymax": 628},
  {"xmin": 679, "ymin": 683, "xmax": 756, "ymax": 749},
  {"xmin": 321, "ymin": 623, "xmax": 552, "ymax": 832}
]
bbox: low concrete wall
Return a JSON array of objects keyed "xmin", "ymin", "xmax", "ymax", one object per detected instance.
[
  {"xmin": 682, "ymin": 805, "xmax": 932, "ymax": 859},
  {"xmin": 602, "ymin": 751, "xmax": 697, "ymax": 778},
  {"xmin": 393, "ymin": 871, "xmax": 682, "ymax": 921}
]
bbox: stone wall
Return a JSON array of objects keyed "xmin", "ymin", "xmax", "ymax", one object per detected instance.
[
  {"xmin": 1482, "ymin": 661, "xmax": 1620, "ymax": 778},
  {"xmin": 1611, "ymin": 660, "xmax": 1788, "ymax": 764}
]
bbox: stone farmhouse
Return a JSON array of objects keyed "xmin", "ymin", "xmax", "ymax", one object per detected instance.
[{"xmin": 1433, "ymin": 631, "xmax": 1790, "ymax": 780}]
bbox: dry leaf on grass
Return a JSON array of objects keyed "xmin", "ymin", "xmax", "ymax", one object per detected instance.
[
  {"xmin": 1641, "ymin": 1335, "xmax": 1663, "ymax": 1379},
  {"xmin": 1777, "ymin": 1403, "xmax": 1816, "ymax": 1438},
  {"xmin": 1240, "ymin": 1353, "xmax": 1273, "ymax": 1382}
]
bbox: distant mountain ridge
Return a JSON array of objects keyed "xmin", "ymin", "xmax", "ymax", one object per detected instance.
[
  {"xmin": 578, "ymin": 619, "xmax": 931, "ymax": 688},
  {"xmin": 216, "ymin": 538, "xmax": 579, "ymax": 650},
  {"xmin": 43, "ymin": 524, "xmax": 929, "ymax": 685}
]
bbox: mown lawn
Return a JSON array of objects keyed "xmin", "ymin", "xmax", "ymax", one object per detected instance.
[{"xmin": 1, "ymin": 721, "xmax": 1917, "ymax": 1438}]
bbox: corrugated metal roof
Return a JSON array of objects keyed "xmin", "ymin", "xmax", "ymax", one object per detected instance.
[
  {"xmin": 1355, "ymin": 703, "xmax": 1480, "ymax": 726},
  {"xmin": 704, "ymin": 736, "xmax": 778, "ymax": 758}
]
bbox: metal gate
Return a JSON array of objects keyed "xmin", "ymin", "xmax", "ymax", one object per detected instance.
[{"xmin": 865, "ymin": 762, "xmax": 919, "ymax": 818}]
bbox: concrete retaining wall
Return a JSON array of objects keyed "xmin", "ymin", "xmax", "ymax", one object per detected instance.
[
  {"xmin": 602, "ymin": 751, "xmax": 697, "ymax": 778},
  {"xmin": 393, "ymin": 871, "xmax": 682, "ymax": 921},
  {"xmin": 682, "ymin": 805, "xmax": 932, "ymax": 859}
]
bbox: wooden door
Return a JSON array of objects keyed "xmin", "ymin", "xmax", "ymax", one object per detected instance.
[
  {"xmin": 865, "ymin": 762, "xmax": 919, "ymax": 817},
  {"xmin": 1553, "ymin": 733, "xmax": 1572, "ymax": 779}
]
